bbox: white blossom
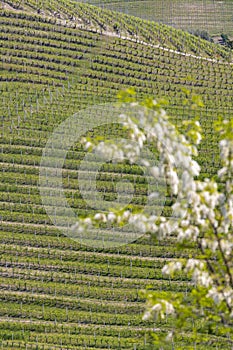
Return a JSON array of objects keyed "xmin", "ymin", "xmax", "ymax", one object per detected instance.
[
  {"xmin": 142, "ymin": 311, "xmax": 151, "ymax": 321},
  {"xmin": 207, "ymin": 287, "xmax": 224, "ymax": 304},
  {"xmin": 151, "ymin": 303, "xmax": 162, "ymax": 312},
  {"xmin": 162, "ymin": 261, "xmax": 182, "ymax": 276},
  {"xmin": 184, "ymin": 259, "xmax": 204, "ymax": 272},
  {"xmin": 150, "ymin": 166, "xmax": 160, "ymax": 178},
  {"xmin": 94, "ymin": 213, "xmax": 107, "ymax": 222},
  {"xmin": 107, "ymin": 212, "xmax": 117, "ymax": 223}
]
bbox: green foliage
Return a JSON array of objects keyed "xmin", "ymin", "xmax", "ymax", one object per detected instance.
[
  {"xmin": 189, "ymin": 29, "xmax": 213, "ymax": 43},
  {"xmin": 221, "ymin": 34, "xmax": 233, "ymax": 50}
]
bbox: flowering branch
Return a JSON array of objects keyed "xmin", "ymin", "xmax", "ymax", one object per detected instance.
[{"xmin": 73, "ymin": 89, "xmax": 233, "ymax": 346}]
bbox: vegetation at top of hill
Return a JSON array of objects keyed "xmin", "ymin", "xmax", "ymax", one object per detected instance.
[
  {"xmin": 188, "ymin": 29, "xmax": 213, "ymax": 43},
  {"xmin": 221, "ymin": 34, "xmax": 233, "ymax": 50}
]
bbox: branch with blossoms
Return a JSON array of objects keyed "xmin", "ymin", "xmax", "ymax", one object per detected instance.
[{"xmin": 73, "ymin": 89, "xmax": 233, "ymax": 347}]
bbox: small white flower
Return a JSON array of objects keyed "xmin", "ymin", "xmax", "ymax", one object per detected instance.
[
  {"xmin": 166, "ymin": 331, "xmax": 173, "ymax": 342},
  {"xmin": 162, "ymin": 261, "xmax": 182, "ymax": 276},
  {"xmin": 107, "ymin": 212, "xmax": 116, "ymax": 223},
  {"xmin": 122, "ymin": 210, "xmax": 131, "ymax": 221},
  {"xmin": 142, "ymin": 311, "xmax": 151, "ymax": 321},
  {"xmin": 94, "ymin": 213, "xmax": 107, "ymax": 222},
  {"xmin": 164, "ymin": 301, "xmax": 175, "ymax": 314},
  {"xmin": 83, "ymin": 218, "xmax": 92, "ymax": 226},
  {"xmin": 150, "ymin": 166, "xmax": 160, "ymax": 178},
  {"xmin": 148, "ymin": 192, "xmax": 159, "ymax": 199},
  {"xmin": 85, "ymin": 141, "xmax": 92, "ymax": 150},
  {"xmin": 151, "ymin": 303, "xmax": 162, "ymax": 312}
]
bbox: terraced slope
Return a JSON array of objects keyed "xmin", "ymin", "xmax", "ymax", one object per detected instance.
[
  {"xmin": 78, "ymin": 0, "xmax": 233, "ymax": 38},
  {"xmin": 0, "ymin": 0, "xmax": 233, "ymax": 348},
  {"xmin": 1, "ymin": 0, "xmax": 233, "ymax": 55}
]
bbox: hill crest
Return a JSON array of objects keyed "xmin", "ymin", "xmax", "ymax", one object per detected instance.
[{"xmin": 1, "ymin": 0, "xmax": 232, "ymax": 63}]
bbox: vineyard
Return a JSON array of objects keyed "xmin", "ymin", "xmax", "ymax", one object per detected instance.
[
  {"xmin": 0, "ymin": 0, "xmax": 233, "ymax": 348},
  {"xmin": 78, "ymin": 0, "xmax": 233, "ymax": 38}
]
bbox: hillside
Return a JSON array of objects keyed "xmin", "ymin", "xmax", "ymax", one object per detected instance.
[
  {"xmin": 0, "ymin": 0, "xmax": 233, "ymax": 348},
  {"xmin": 78, "ymin": 0, "xmax": 233, "ymax": 38},
  {"xmin": 1, "ymin": 0, "xmax": 233, "ymax": 57}
]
